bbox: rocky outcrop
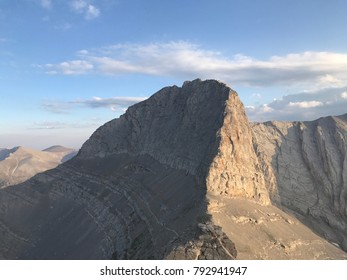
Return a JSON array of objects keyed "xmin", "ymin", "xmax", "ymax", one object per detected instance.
[
  {"xmin": 166, "ymin": 222, "xmax": 237, "ymax": 260},
  {"xmin": 80, "ymin": 79, "xmax": 269, "ymax": 204},
  {"xmin": 252, "ymin": 114, "xmax": 347, "ymax": 251},
  {"xmin": 0, "ymin": 146, "xmax": 76, "ymax": 188}
]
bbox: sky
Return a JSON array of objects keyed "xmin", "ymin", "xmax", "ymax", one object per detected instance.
[{"xmin": 1, "ymin": 0, "xmax": 347, "ymax": 149}]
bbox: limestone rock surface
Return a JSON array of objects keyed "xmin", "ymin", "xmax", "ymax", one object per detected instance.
[
  {"xmin": 252, "ymin": 114, "xmax": 347, "ymax": 251},
  {"xmin": 80, "ymin": 79, "xmax": 269, "ymax": 204}
]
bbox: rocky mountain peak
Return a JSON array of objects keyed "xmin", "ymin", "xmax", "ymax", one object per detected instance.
[{"xmin": 79, "ymin": 79, "xmax": 269, "ymax": 204}]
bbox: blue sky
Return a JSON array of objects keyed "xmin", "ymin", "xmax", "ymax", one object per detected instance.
[{"xmin": 1, "ymin": 0, "xmax": 347, "ymax": 149}]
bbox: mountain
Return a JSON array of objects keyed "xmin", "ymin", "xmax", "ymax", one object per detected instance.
[
  {"xmin": 0, "ymin": 146, "xmax": 77, "ymax": 188},
  {"xmin": 0, "ymin": 79, "xmax": 346, "ymax": 260},
  {"xmin": 43, "ymin": 145, "xmax": 78, "ymax": 162},
  {"xmin": 252, "ymin": 114, "xmax": 347, "ymax": 252}
]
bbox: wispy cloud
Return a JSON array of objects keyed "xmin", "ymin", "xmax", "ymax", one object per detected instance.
[
  {"xmin": 31, "ymin": 121, "xmax": 65, "ymax": 130},
  {"xmin": 42, "ymin": 96, "xmax": 146, "ymax": 114},
  {"xmin": 45, "ymin": 60, "xmax": 93, "ymax": 75},
  {"xmin": 71, "ymin": 96, "xmax": 147, "ymax": 111},
  {"xmin": 41, "ymin": 101, "xmax": 72, "ymax": 114},
  {"xmin": 70, "ymin": 0, "xmax": 100, "ymax": 20},
  {"xmin": 85, "ymin": 4, "xmax": 100, "ymax": 19},
  {"xmin": 42, "ymin": 41, "xmax": 347, "ymax": 89},
  {"xmin": 247, "ymin": 86, "xmax": 347, "ymax": 121},
  {"xmin": 30, "ymin": 120, "xmax": 104, "ymax": 130},
  {"xmin": 40, "ymin": 0, "xmax": 52, "ymax": 9},
  {"xmin": 288, "ymin": 101, "xmax": 323, "ymax": 109}
]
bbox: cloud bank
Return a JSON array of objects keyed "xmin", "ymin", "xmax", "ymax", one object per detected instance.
[
  {"xmin": 41, "ymin": 41, "xmax": 347, "ymax": 121},
  {"xmin": 71, "ymin": 96, "xmax": 147, "ymax": 111},
  {"xmin": 43, "ymin": 41, "xmax": 347, "ymax": 89},
  {"xmin": 43, "ymin": 96, "xmax": 147, "ymax": 114},
  {"xmin": 246, "ymin": 86, "xmax": 347, "ymax": 121}
]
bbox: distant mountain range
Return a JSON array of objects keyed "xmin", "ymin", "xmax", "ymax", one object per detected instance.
[
  {"xmin": 0, "ymin": 79, "xmax": 346, "ymax": 260},
  {"xmin": 0, "ymin": 145, "xmax": 77, "ymax": 188}
]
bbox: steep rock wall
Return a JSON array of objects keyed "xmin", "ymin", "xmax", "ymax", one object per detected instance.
[
  {"xmin": 252, "ymin": 114, "xmax": 347, "ymax": 250},
  {"xmin": 79, "ymin": 79, "xmax": 269, "ymax": 204}
]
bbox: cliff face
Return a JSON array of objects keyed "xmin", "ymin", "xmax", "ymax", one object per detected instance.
[
  {"xmin": 79, "ymin": 79, "xmax": 269, "ymax": 204},
  {"xmin": 252, "ymin": 114, "xmax": 347, "ymax": 251},
  {"xmin": 0, "ymin": 79, "xmax": 346, "ymax": 260}
]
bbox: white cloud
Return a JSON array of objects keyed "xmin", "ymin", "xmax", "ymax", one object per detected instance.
[
  {"xmin": 288, "ymin": 101, "xmax": 323, "ymax": 108},
  {"xmin": 45, "ymin": 60, "xmax": 93, "ymax": 75},
  {"xmin": 246, "ymin": 86, "xmax": 347, "ymax": 121},
  {"xmin": 42, "ymin": 96, "xmax": 146, "ymax": 114},
  {"xmin": 43, "ymin": 41, "xmax": 347, "ymax": 89},
  {"xmin": 77, "ymin": 49, "xmax": 89, "ymax": 55},
  {"xmin": 40, "ymin": 41, "xmax": 347, "ymax": 122},
  {"xmin": 86, "ymin": 5, "xmax": 100, "ymax": 19},
  {"xmin": 71, "ymin": 0, "xmax": 100, "ymax": 20},
  {"xmin": 32, "ymin": 121, "xmax": 65, "ymax": 130},
  {"xmin": 72, "ymin": 96, "xmax": 147, "ymax": 111},
  {"xmin": 262, "ymin": 104, "xmax": 274, "ymax": 112},
  {"xmin": 316, "ymin": 74, "xmax": 343, "ymax": 88}
]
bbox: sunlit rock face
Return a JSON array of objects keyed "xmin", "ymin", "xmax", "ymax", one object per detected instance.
[{"xmin": 252, "ymin": 114, "xmax": 347, "ymax": 251}]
